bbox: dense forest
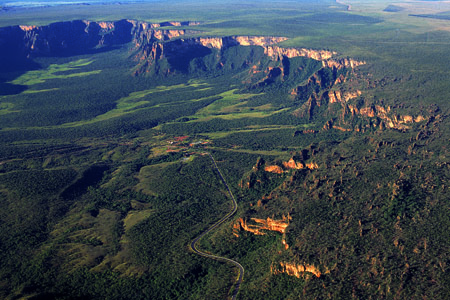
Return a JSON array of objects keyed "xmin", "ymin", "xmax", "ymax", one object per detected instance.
[{"xmin": 0, "ymin": 0, "xmax": 450, "ymax": 299}]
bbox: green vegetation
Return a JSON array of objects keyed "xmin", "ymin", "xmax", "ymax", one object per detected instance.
[
  {"xmin": 10, "ymin": 59, "xmax": 100, "ymax": 85},
  {"xmin": 0, "ymin": 0, "xmax": 450, "ymax": 299}
]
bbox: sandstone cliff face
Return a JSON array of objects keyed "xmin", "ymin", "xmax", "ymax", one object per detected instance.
[
  {"xmin": 322, "ymin": 98, "xmax": 427, "ymax": 132},
  {"xmin": 265, "ymin": 157, "xmax": 319, "ymax": 174},
  {"xmin": 2, "ymin": 19, "xmax": 199, "ymax": 59},
  {"xmin": 322, "ymin": 57, "xmax": 365, "ymax": 69},
  {"xmin": 328, "ymin": 89, "xmax": 362, "ymax": 103},
  {"xmin": 272, "ymin": 261, "xmax": 326, "ymax": 278},
  {"xmin": 182, "ymin": 36, "xmax": 289, "ymax": 49},
  {"xmin": 233, "ymin": 215, "xmax": 291, "ymax": 236},
  {"xmin": 3, "ymin": 19, "xmax": 369, "ymax": 80},
  {"xmin": 264, "ymin": 45, "xmax": 336, "ymax": 61},
  {"xmin": 1, "ymin": 18, "xmax": 371, "ymax": 77},
  {"xmin": 264, "ymin": 165, "xmax": 284, "ymax": 174}
]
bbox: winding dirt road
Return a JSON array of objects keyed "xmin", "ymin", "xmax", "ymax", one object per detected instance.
[{"xmin": 189, "ymin": 152, "xmax": 244, "ymax": 300}]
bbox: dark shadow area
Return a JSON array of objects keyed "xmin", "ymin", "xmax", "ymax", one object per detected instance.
[
  {"xmin": 409, "ymin": 13, "xmax": 450, "ymax": 20},
  {"xmin": 166, "ymin": 41, "xmax": 213, "ymax": 73},
  {"xmin": 0, "ymin": 19, "xmax": 134, "ymax": 91},
  {"xmin": 60, "ymin": 164, "xmax": 110, "ymax": 201},
  {"xmin": 383, "ymin": 5, "xmax": 405, "ymax": 12},
  {"xmin": 0, "ymin": 81, "xmax": 27, "ymax": 95}
]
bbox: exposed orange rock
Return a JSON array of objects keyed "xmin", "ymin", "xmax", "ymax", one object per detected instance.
[
  {"xmin": 153, "ymin": 29, "xmax": 186, "ymax": 40},
  {"xmin": 415, "ymin": 115, "xmax": 425, "ymax": 122},
  {"xmin": 235, "ymin": 36, "xmax": 288, "ymax": 46},
  {"xmin": 166, "ymin": 21, "xmax": 181, "ymax": 27},
  {"xmin": 264, "ymin": 46, "xmax": 336, "ymax": 61},
  {"xmin": 401, "ymin": 115, "xmax": 413, "ymax": 123},
  {"xmin": 282, "ymin": 238, "xmax": 289, "ymax": 250},
  {"xmin": 328, "ymin": 90, "xmax": 342, "ymax": 103},
  {"xmin": 302, "ymin": 129, "xmax": 317, "ymax": 134},
  {"xmin": 332, "ymin": 126, "xmax": 352, "ymax": 132},
  {"xmin": 193, "ymin": 36, "xmax": 287, "ymax": 49},
  {"xmin": 252, "ymin": 217, "xmax": 290, "ymax": 233},
  {"xmin": 266, "ymin": 158, "xmax": 318, "ymax": 173},
  {"xmin": 19, "ymin": 25, "xmax": 37, "ymax": 31},
  {"xmin": 127, "ymin": 20, "xmax": 200, "ymax": 29},
  {"xmin": 322, "ymin": 58, "xmax": 366, "ymax": 69},
  {"xmin": 283, "ymin": 158, "xmax": 305, "ymax": 169},
  {"xmin": 264, "ymin": 165, "xmax": 284, "ymax": 174},
  {"xmin": 272, "ymin": 262, "xmax": 325, "ymax": 278},
  {"xmin": 351, "ymin": 105, "xmax": 426, "ymax": 130},
  {"xmin": 344, "ymin": 90, "xmax": 362, "ymax": 101},
  {"xmin": 197, "ymin": 37, "xmax": 225, "ymax": 49},
  {"xmin": 329, "ymin": 89, "xmax": 362, "ymax": 104},
  {"xmin": 359, "ymin": 107, "xmax": 376, "ymax": 118},
  {"xmin": 233, "ymin": 215, "xmax": 290, "ymax": 236},
  {"xmin": 97, "ymin": 21, "xmax": 115, "ymax": 30},
  {"xmin": 305, "ymin": 162, "xmax": 319, "ymax": 169}
]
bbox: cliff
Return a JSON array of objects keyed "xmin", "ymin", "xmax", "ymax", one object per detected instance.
[
  {"xmin": 321, "ymin": 91, "xmax": 427, "ymax": 132},
  {"xmin": 1, "ymin": 19, "xmax": 199, "ymax": 60},
  {"xmin": 264, "ymin": 157, "xmax": 319, "ymax": 174},
  {"xmin": 233, "ymin": 215, "xmax": 291, "ymax": 236},
  {"xmin": 0, "ymin": 18, "xmax": 368, "ymax": 79},
  {"xmin": 264, "ymin": 45, "xmax": 335, "ymax": 61},
  {"xmin": 2, "ymin": 18, "xmax": 381, "ymax": 127},
  {"xmin": 133, "ymin": 35, "xmax": 365, "ymax": 75},
  {"xmin": 272, "ymin": 261, "xmax": 327, "ymax": 278},
  {"xmin": 322, "ymin": 57, "xmax": 366, "ymax": 69}
]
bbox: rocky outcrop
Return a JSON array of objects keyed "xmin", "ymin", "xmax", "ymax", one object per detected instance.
[
  {"xmin": 264, "ymin": 45, "xmax": 335, "ymax": 61},
  {"xmin": 2, "ymin": 18, "xmax": 368, "ymax": 82},
  {"xmin": 322, "ymin": 102, "xmax": 427, "ymax": 132},
  {"xmin": 322, "ymin": 57, "xmax": 365, "ymax": 69},
  {"xmin": 233, "ymin": 215, "xmax": 291, "ymax": 236},
  {"xmin": 186, "ymin": 36, "xmax": 288, "ymax": 49},
  {"xmin": 272, "ymin": 261, "xmax": 326, "ymax": 278},
  {"xmin": 1, "ymin": 19, "xmax": 200, "ymax": 59},
  {"xmin": 264, "ymin": 165, "xmax": 284, "ymax": 174},
  {"xmin": 327, "ymin": 89, "xmax": 362, "ymax": 103},
  {"xmin": 265, "ymin": 157, "xmax": 318, "ymax": 174}
]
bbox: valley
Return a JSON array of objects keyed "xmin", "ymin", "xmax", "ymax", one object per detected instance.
[{"xmin": 0, "ymin": 0, "xmax": 449, "ymax": 299}]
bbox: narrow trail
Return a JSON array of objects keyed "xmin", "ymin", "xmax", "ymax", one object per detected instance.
[{"xmin": 189, "ymin": 152, "xmax": 244, "ymax": 300}]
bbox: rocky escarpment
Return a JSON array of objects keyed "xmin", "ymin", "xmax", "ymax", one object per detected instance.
[
  {"xmin": 0, "ymin": 19, "xmax": 199, "ymax": 65},
  {"xmin": 272, "ymin": 261, "xmax": 328, "ymax": 278},
  {"xmin": 132, "ymin": 33, "xmax": 365, "ymax": 75},
  {"xmin": 264, "ymin": 157, "xmax": 319, "ymax": 174},
  {"xmin": 3, "ymin": 18, "xmax": 417, "ymax": 133},
  {"xmin": 0, "ymin": 18, "xmax": 365, "ymax": 80},
  {"xmin": 232, "ymin": 215, "xmax": 291, "ymax": 237}
]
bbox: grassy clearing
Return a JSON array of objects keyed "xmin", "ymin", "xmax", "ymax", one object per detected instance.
[
  {"xmin": 22, "ymin": 88, "xmax": 60, "ymax": 94},
  {"xmin": 175, "ymin": 89, "xmax": 287, "ymax": 122},
  {"xmin": 10, "ymin": 59, "xmax": 101, "ymax": 86},
  {"xmin": 193, "ymin": 108, "xmax": 290, "ymax": 122},
  {"xmin": 0, "ymin": 102, "xmax": 19, "ymax": 115},
  {"xmin": 204, "ymin": 125, "xmax": 297, "ymax": 139},
  {"xmin": 123, "ymin": 209, "xmax": 154, "ymax": 232},
  {"xmin": 196, "ymin": 89, "xmax": 261, "ymax": 115},
  {"xmin": 41, "ymin": 81, "xmax": 210, "ymax": 128}
]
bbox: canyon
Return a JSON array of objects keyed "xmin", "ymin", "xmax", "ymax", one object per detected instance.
[
  {"xmin": 0, "ymin": 19, "xmax": 364, "ymax": 74},
  {"xmin": 1, "ymin": 18, "xmax": 424, "ymax": 137}
]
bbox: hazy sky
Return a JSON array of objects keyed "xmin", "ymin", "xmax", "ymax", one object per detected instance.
[{"xmin": 1, "ymin": 0, "xmax": 157, "ymax": 7}]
